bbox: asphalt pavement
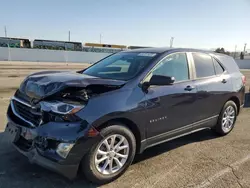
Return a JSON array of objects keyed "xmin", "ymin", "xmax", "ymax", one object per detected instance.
[
  {"xmin": 1, "ymin": 102, "xmax": 250, "ymax": 188},
  {"xmin": 1, "ymin": 64, "xmax": 250, "ymax": 188}
]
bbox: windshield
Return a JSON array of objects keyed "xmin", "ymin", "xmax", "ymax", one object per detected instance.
[{"xmin": 83, "ymin": 52, "xmax": 158, "ymax": 80}]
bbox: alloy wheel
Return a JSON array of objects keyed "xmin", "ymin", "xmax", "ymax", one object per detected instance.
[
  {"xmin": 222, "ymin": 106, "xmax": 236, "ymax": 132},
  {"xmin": 95, "ymin": 134, "xmax": 130, "ymax": 175}
]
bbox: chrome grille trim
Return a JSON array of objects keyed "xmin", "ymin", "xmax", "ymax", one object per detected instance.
[
  {"xmin": 11, "ymin": 97, "xmax": 35, "ymax": 127},
  {"xmin": 12, "ymin": 96, "xmax": 35, "ymax": 109}
]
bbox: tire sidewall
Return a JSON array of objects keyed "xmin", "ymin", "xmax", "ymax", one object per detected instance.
[
  {"xmin": 217, "ymin": 101, "xmax": 237, "ymax": 135},
  {"xmin": 82, "ymin": 125, "xmax": 136, "ymax": 184}
]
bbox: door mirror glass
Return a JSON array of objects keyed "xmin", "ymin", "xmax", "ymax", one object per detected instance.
[{"xmin": 149, "ymin": 75, "xmax": 175, "ymax": 86}]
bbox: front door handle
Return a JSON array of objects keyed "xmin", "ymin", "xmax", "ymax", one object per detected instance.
[
  {"xmin": 184, "ymin": 85, "xmax": 195, "ymax": 91},
  {"xmin": 222, "ymin": 79, "xmax": 227, "ymax": 83}
]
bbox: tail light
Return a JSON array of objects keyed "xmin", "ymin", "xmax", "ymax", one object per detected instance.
[{"xmin": 242, "ymin": 75, "xmax": 246, "ymax": 85}]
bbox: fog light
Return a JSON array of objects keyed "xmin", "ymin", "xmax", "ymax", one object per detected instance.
[{"xmin": 56, "ymin": 143, "xmax": 75, "ymax": 158}]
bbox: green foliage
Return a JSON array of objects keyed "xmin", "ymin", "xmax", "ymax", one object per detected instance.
[{"xmin": 215, "ymin": 48, "xmax": 230, "ymax": 55}]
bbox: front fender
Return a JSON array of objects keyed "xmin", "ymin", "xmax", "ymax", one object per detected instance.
[{"xmin": 76, "ymin": 86, "xmax": 147, "ymax": 140}]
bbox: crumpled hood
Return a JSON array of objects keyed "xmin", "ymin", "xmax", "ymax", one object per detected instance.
[{"xmin": 20, "ymin": 71, "xmax": 126, "ymax": 100}]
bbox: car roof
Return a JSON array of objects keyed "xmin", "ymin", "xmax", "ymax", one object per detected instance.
[
  {"xmin": 122, "ymin": 47, "xmax": 234, "ymax": 66},
  {"xmin": 124, "ymin": 47, "xmax": 216, "ymax": 54},
  {"xmin": 124, "ymin": 47, "xmax": 172, "ymax": 53}
]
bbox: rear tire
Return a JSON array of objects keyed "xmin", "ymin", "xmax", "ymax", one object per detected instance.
[
  {"xmin": 213, "ymin": 100, "xmax": 237, "ymax": 136},
  {"xmin": 82, "ymin": 124, "xmax": 136, "ymax": 185}
]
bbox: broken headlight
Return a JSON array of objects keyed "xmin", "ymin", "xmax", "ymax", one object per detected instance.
[
  {"xmin": 40, "ymin": 101, "xmax": 84, "ymax": 122},
  {"xmin": 40, "ymin": 101, "xmax": 84, "ymax": 114}
]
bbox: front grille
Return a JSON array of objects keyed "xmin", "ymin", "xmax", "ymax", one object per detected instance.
[{"xmin": 12, "ymin": 98, "xmax": 42, "ymax": 127}]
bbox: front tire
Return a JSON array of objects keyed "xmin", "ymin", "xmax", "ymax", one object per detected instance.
[
  {"xmin": 214, "ymin": 100, "xmax": 237, "ymax": 136},
  {"xmin": 82, "ymin": 125, "xmax": 136, "ymax": 184}
]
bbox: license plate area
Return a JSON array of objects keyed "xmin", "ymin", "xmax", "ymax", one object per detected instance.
[{"xmin": 5, "ymin": 123, "xmax": 20, "ymax": 142}]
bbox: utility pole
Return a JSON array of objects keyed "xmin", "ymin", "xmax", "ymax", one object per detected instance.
[
  {"xmin": 68, "ymin": 31, "xmax": 71, "ymax": 42},
  {"xmin": 234, "ymin": 45, "xmax": 237, "ymax": 59},
  {"xmin": 4, "ymin": 26, "xmax": 11, "ymax": 61},
  {"xmin": 244, "ymin": 43, "xmax": 247, "ymax": 53},
  {"xmin": 4, "ymin": 26, "xmax": 7, "ymax": 37},
  {"xmin": 100, "ymin": 34, "xmax": 102, "ymax": 44},
  {"xmin": 170, "ymin": 37, "xmax": 174, "ymax": 48}
]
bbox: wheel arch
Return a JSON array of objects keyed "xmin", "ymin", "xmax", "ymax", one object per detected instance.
[
  {"xmin": 227, "ymin": 96, "xmax": 240, "ymax": 115},
  {"xmin": 95, "ymin": 118, "xmax": 142, "ymax": 154}
]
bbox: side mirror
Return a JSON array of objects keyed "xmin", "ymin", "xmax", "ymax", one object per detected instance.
[
  {"xmin": 149, "ymin": 75, "xmax": 175, "ymax": 86},
  {"xmin": 142, "ymin": 75, "xmax": 175, "ymax": 93}
]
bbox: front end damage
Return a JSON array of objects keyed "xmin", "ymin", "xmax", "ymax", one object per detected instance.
[
  {"xmin": 5, "ymin": 71, "xmax": 125, "ymax": 179},
  {"xmin": 6, "ymin": 112, "xmax": 102, "ymax": 179}
]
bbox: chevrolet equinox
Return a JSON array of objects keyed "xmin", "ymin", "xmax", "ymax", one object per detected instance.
[{"xmin": 5, "ymin": 48, "xmax": 245, "ymax": 184}]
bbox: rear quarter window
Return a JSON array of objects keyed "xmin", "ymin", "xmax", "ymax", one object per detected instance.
[
  {"xmin": 215, "ymin": 55, "xmax": 240, "ymax": 73},
  {"xmin": 213, "ymin": 58, "xmax": 224, "ymax": 75}
]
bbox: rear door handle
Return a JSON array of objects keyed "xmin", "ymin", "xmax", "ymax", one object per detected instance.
[
  {"xmin": 184, "ymin": 85, "xmax": 195, "ymax": 91},
  {"xmin": 222, "ymin": 79, "xmax": 227, "ymax": 83}
]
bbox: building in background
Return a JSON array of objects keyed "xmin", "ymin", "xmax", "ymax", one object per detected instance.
[
  {"xmin": 127, "ymin": 46, "xmax": 152, "ymax": 49},
  {"xmin": 33, "ymin": 39, "xmax": 82, "ymax": 51},
  {"xmin": 85, "ymin": 42, "xmax": 126, "ymax": 49},
  {"xmin": 0, "ymin": 37, "xmax": 31, "ymax": 48}
]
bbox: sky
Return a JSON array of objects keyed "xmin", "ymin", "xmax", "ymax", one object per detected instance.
[{"xmin": 0, "ymin": 0, "xmax": 249, "ymax": 51}]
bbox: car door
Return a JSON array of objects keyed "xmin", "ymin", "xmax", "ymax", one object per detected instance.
[
  {"xmin": 143, "ymin": 52, "xmax": 200, "ymax": 138},
  {"xmin": 191, "ymin": 52, "xmax": 232, "ymax": 121}
]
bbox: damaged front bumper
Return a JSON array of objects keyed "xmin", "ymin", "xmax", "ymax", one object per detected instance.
[
  {"xmin": 5, "ymin": 112, "xmax": 102, "ymax": 180},
  {"xmin": 14, "ymin": 143, "xmax": 79, "ymax": 180}
]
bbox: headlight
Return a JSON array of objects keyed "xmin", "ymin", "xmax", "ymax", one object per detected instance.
[
  {"xmin": 40, "ymin": 101, "xmax": 84, "ymax": 115},
  {"xmin": 56, "ymin": 143, "xmax": 75, "ymax": 158}
]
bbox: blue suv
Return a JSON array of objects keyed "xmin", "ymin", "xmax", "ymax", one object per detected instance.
[{"xmin": 5, "ymin": 48, "xmax": 245, "ymax": 184}]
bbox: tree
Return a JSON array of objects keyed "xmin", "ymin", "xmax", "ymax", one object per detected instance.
[{"xmin": 215, "ymin": 47, "xmax": 230, "ymax": 55}]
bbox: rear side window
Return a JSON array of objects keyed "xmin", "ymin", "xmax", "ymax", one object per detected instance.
[
  {"xmin": 193, "ymin": 53, "xmax": 215, "ymax": 78},
  {"xmin": 213, "ymin": 58, "xmax": 224, "ymax": 75},
  {"xmin": 216, "ymin": 55, "xmax": 240, "ymax": 73}
]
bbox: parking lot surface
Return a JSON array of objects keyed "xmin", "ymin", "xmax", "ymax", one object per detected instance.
[{"xmin": 1, "ymin": 62, "xmax": 250, "ymax": 188}]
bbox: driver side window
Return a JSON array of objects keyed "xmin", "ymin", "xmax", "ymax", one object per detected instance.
[{"xmin": 149, "ymin": 53, "xmax": 189, "ymax": 82}]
